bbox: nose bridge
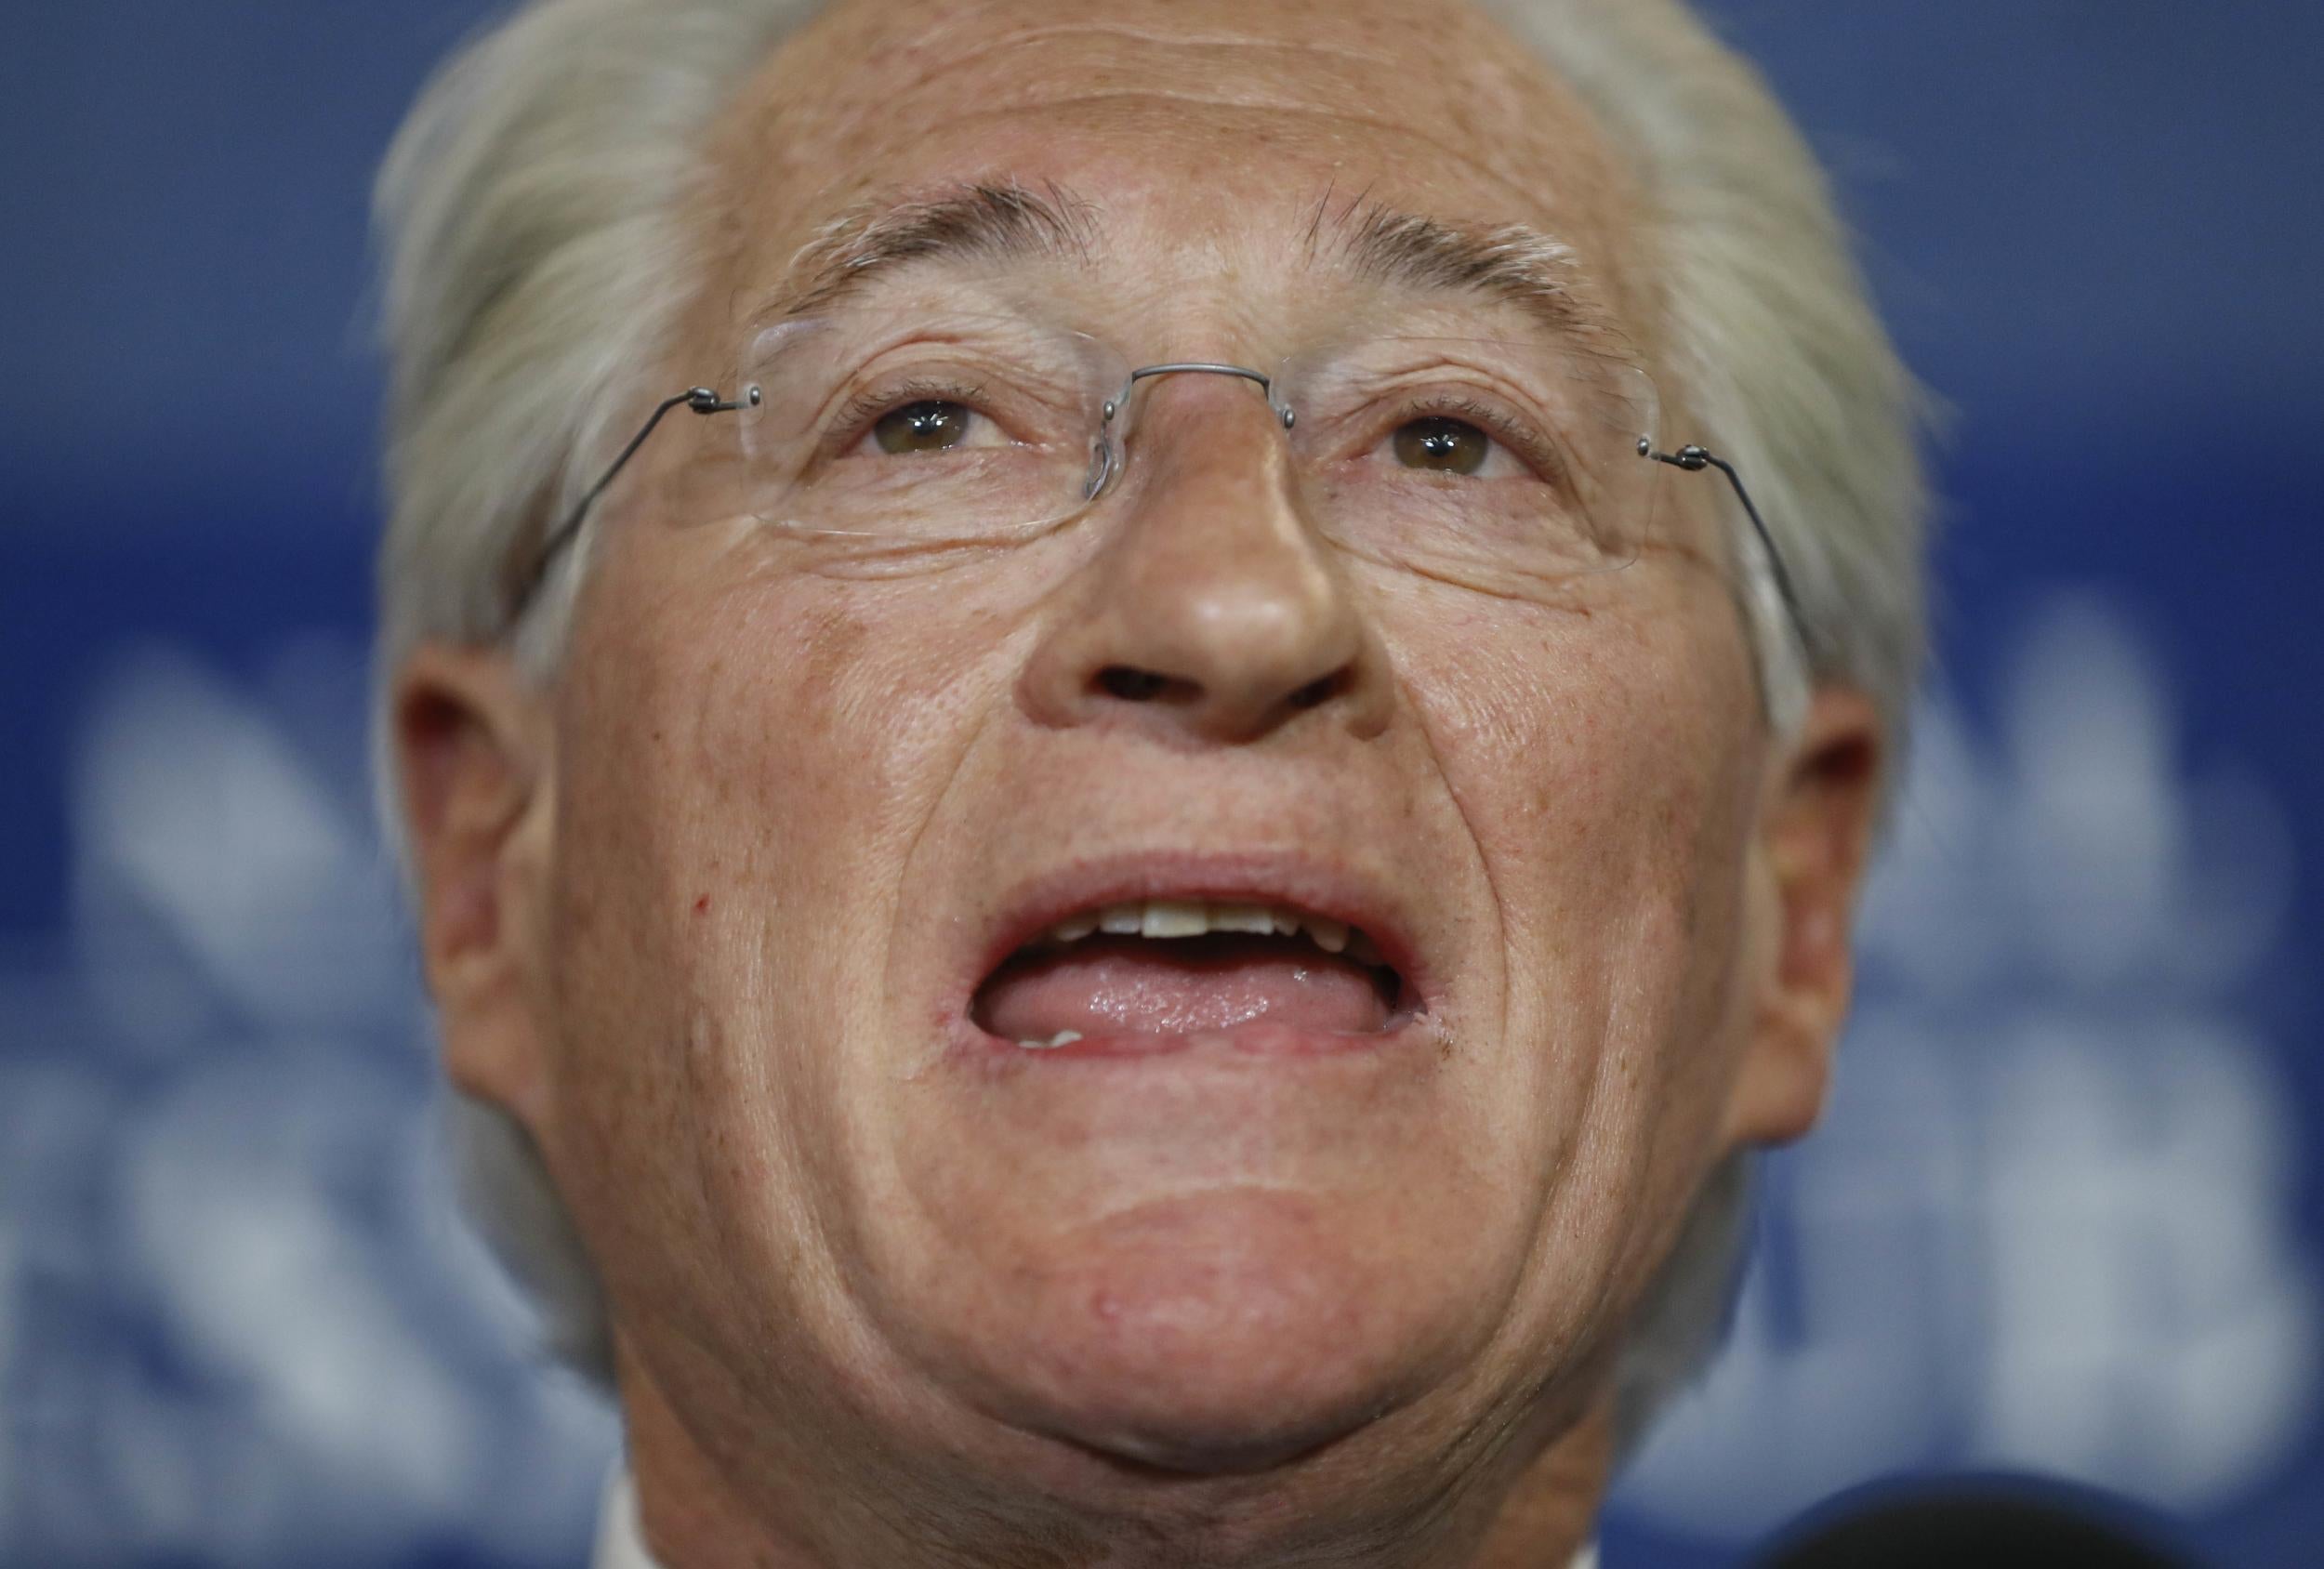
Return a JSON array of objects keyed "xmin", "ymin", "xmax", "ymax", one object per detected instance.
[
  {"xmin": 1015, "ymin": 356, "xmax": 1392, "ymax": 745},
  {"xmin": 1113, "ymin": 362, "xmax": 1287, "ymax": 431},
  {"xmin": 1095, "ymin": 361, "xmax": 1288, "ymax": 495},
  {"xmin": 1118, "ymin": 366, "xmax": 1298, "ymax": 511}
]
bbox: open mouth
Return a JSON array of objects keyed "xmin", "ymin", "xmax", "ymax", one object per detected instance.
[{"xmin": 970, "ymin": 897, "xmax": 1423, "ymax": 1054}]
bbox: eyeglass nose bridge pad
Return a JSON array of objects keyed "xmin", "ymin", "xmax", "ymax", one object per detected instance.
[{"xmin": 1086, "ymin": 361, "xmax": 1298, "ymax": 502}]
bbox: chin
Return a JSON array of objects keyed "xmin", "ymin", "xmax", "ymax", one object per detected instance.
[
  {"xmin": 838, "ymin": 854, "xmax": 1548, "ymax": 1480},
  {"xmin": 878, "ymin": 1180, "xmax": 1493, "ymax": 1478}
]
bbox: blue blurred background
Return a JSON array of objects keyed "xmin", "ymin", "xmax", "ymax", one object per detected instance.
[{"xmin": 3, "ymin": 4, "xmax": 2318, "ymax": 1564}]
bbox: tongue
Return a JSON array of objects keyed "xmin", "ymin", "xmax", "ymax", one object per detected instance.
[{"xmin": 975, "ymin": 934, "xmax": 1393, "ymax": 1041}]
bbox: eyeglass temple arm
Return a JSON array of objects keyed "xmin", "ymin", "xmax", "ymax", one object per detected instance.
[
  {"xmin": 522, "ymin": 386, "xmax": 749, "ymax": 601},
  {"xmin": 1644, "ymin": 442, "xmax": 1807, "ymax": 651}
]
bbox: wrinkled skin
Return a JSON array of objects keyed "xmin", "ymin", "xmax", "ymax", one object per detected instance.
[{"xmin": 394, "ymin": 0, "xmax": 1883, "ymax": 1563}]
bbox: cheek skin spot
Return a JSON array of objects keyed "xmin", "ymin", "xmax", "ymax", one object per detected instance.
[
  {"xmin": 694, "ymin": 895, "xmax": 712, "ymax": 916},
  {"xmin": 795, "ymin": 602, "xmax": 874, "ymax": 700}
]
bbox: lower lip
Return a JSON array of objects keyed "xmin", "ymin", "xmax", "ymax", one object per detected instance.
[{"xmin": 954, "ymin": 1016, "xmax": 1430, "ymax": 1066}]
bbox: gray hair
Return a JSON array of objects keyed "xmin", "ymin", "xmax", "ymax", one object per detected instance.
[{"xmin": 375, "ymin": 0, "xmax": 1928, "ymax": 1448}]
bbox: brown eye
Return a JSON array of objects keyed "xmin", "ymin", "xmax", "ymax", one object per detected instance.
[
  {"xmin": 1392, "ymin": 415, "xmax": 1490, "ymax": 475},
  {"xmin": 873, "ymin": 400, "xmax": 972, "ymax": 455}
]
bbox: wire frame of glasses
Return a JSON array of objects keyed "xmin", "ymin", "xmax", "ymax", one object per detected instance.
[{"xmin": 719, "ymin": 310, "xmax": 1672, "ymax": 594}]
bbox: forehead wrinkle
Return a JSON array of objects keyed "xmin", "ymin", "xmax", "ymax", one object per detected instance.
[
  {"xmin": 813, "ymin": 12, "xmax": 1406, "ymax": 106},
  {"xmin": 923, "ymin": 19, "xmax": 1401, "ymax": 68},
  {"xmin": 721, "ymin": 77, "xmax": 1644, "ymax": 349},
  {"xmin": 922, "ymin": 89, "xmax": 1599, "ymax": 231}
]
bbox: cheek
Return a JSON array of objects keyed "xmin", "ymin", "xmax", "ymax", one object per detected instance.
[
  {"xmin": 536, "ymin": 548, "xmax": 1044, "ymax": 1332},
  {"xmin": 555, "ymin": 594, "xmax": 884, "ymax": 964},
  {"xmin": 563, "ymin": 539, "xmax": 1029, "ymax": 930},
  {"xmin": 1388, "ymin": 582, "xmax": 1763, "ymax": 1127},
  {"xmin": 1398, "ymin": 592, "xmax": 1752, "ymax": 938},
  {"xmin": 1386, "ymin": 588, "xmax": 1765, "ymax": 1346}
]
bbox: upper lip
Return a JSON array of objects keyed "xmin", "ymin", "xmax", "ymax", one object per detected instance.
[{"xmin": 954, "ymin": 849, "xmax": 1438, "ymax": 1024}]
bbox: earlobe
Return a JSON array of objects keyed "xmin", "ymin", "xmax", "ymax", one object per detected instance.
[
  {"xmin": 1723, "ymin": 686, "xmax": 1884, "ymax": 1148},
  {"xmin": 393, "ymin": 644, "xmax": 557, "ymax": 1130}
]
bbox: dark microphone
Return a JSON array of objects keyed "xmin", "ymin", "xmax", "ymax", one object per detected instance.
[{"xmin": 1753, "ymin": 1480, "xmax": 2199, "ymax": 1568}]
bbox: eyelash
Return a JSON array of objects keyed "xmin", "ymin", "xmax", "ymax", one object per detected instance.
[
  {"xmin": 825, "ymin": 377, "xmax": 990, "ymax": 455},
  {"xmin": 1373, "ymin": 391, "xmax": 1566, "ymax": 481},
  {"xmin": 814, "ymin": 375, "xmax": 1570, "ymax": 483}
]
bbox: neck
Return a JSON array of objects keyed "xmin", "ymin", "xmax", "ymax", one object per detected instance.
[
  {"xmin": 1472, "ymin": 1409, "xmax": 1614, "ymax": 1569},
  {"xmin": 616, "ymin": 1345, "xmax": 1613, "ymax": 1569}
]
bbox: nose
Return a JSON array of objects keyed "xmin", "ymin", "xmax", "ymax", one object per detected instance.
[{"xmin": 1016, "ymin": 373, "xmax": 1393, "ymax": 745}]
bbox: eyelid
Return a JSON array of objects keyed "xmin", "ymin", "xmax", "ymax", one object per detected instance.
[
  {"xmin": 1333, "ymin": 384, "xmax": 1574, "ymax": 486},
  {"xmin": 809, "ymin": 351, "xmax": 1099, "ymax": 463},
  {"xmin": 821, "ymin": 376, "xmax": 993, "ymax": 460}
]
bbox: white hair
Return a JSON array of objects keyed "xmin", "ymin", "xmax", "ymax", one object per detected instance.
[{"xmin": 375, "ymin": 0, "xmax": 1928, "ymax": 1448}]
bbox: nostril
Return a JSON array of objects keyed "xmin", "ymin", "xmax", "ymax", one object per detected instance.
[
  {"xmin": 1289, "ymin": 670, "xmax": 1347, "ymax": 709},
  {"xmin": 1097, "ymin": 666, "xmax": 1173, "ymax": 703}
]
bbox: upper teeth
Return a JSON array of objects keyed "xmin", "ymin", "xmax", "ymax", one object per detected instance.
[{"xmin": 1042, "ymin": 899, "xmax": 1381, "ymax": 965}]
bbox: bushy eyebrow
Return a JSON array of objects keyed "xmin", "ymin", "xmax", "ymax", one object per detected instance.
[
  {"xmin": 754, "ymin": 178, "xmax": 1623, "ymax": 357},
  {"xmin": 767, "ymin": 179, "xmax": 1100, "ymax": 317},
  {"xmin": 1302, "ymin": 190, "xmax": 1623, "ymax": 356}
]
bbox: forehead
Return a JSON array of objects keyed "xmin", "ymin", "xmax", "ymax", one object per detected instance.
[{"xmin": 693, "ymin": 0, "xmax": 1651, "ymax": 343}]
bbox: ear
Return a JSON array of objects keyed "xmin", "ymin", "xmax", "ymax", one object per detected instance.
[
  {"xmin": 1721, "ymin": 686, "xmax": 1885, "ymax": 1148},
  {"xmin": 392, "ymin": 643, "xmax": 558, "ymax": 1135}
]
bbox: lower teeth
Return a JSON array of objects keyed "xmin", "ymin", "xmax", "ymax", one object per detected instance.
[{"xmin": 1016, "ymin": 1029, "xmax": 1083, "ymax": 1050}]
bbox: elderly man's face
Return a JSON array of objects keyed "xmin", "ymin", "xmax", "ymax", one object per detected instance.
[{"xmin": 403, "ymin": 0, "xmax": 1878, "ymax": 1558}]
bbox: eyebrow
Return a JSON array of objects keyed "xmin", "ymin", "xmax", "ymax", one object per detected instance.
[
  {"xmin": 756, "ymin": 179, "xmax": 1624, "ymax": 356},
  {"xmin": 1302, "ymin": 191, "xmax": 1623, "ymax": 356},
  {"xmin": 768, "ymin": 179, "xmax": 1100, "ymax": 317}
]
